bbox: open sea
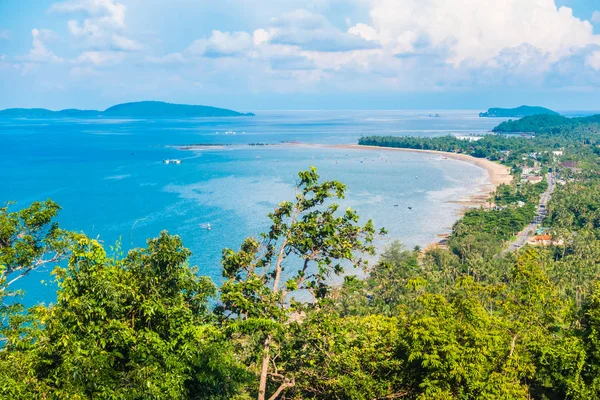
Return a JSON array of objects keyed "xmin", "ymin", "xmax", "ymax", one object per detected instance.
[{"xmin": 0, "ymin": 110, "xmax": 502, "ymax": 305}]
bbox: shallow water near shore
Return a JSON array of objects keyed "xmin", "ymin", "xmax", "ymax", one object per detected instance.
[{"xmin": 0, "ymin": 110, "xmax": 501, "ymax": 305}]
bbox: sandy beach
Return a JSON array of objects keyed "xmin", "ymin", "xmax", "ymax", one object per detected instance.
[{"xmin": 284, "ymin": 143, "xmax": 513, "ymax": 209}]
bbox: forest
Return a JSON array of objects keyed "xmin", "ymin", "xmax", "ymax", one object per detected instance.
[
  {"xmin": 492, "ymin": 113, "xmax": 600, "ymax": 134},
  {"xmin": 4, "ymin": 116, "xmax": 600, "ymax": 399}
]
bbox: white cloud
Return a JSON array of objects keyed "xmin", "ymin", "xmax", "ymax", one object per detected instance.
[
  {"xmin": 145, "ymin": 53, "xmax": 185, "ymax": 64},
  {"xmin": 348, "ymin": 23, "xmax": 378, "ymax": 42},
  {"xmin": 9, "ymin": 0, "xmax": 600, "ymax": 99},
  {"xmin": 368, "ymin": 0, "xmax": 600, "ymax": 65},
  {"xmin": 50, "ymin": 0, "xmax": 140, "ymax": 51},
  {"xmin": 253, "ymin": 29, "xmax": 273, "ymax": 46},
  {"xmin": 28, "ymin": 29, "xmax": 62, "ymax": 63},
  {"xmin": 267, "ymin": 9, "xmax": 379, "ymax": 52},
  {"xmin": 76, "ymin": 50, "xmax": 125, "ymax": 65},
  {"xmin": 187, "ymin": 31, "xmax": 254, "ymax": 57},
  {"xmin": 50, "ymin": 0, "xmax": 125, "ymax": 25},
  {"xmin": 585, "ymin": 50, "xmax": 600, "ymax": 70}
]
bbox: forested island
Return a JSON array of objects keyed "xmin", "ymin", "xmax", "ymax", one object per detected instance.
[
  {"xmin": 5, "ymin": 115, "xmax": 600, "ymax": 399},
  {"xmin": 0, "ymin": 101, "xmax": 255, "ymax": 118},
  {"xmin": 479, "ymin": 105, "xmax": 559, "ymax": 117}
]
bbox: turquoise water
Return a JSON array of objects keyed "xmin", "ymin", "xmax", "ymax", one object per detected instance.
[{"xmin": 0, "ymin": 110, "xmax": 500, "ymax": 305}]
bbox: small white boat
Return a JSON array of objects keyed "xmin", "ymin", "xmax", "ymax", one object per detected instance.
[
  {"xmin": 199, "ymin": 223, "xmax": 212, "ymax": 231},
  {"xmin": 163, "ymin": 159, "xmax": 182, "ymax": 165}
]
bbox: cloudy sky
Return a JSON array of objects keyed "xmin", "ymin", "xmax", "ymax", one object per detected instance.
[{"xmin": 1, "ymin": 0, "xmax": 600, "ymax": 110}]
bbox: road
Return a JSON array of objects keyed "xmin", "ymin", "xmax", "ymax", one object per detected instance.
[{"xmin": 505, "ymin": 172, "xmax": 555, "ymax": 253}]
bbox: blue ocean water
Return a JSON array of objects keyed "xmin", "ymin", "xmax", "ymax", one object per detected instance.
[{"xmin": 0, "ymin": 110, "xmax": 500, "ymax": 305}]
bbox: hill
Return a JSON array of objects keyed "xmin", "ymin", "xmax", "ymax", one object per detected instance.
[
  {"xmin": 0, "ymin": 101, "xmax": 254, "ymax": 118},
  {"xmin": 102, "ymin": 101, "xmax": 255, "ymax": 118},
  {"xmin": 493, "ymin": 113, "xmax": 600, "ymax": 134},
  {"xmin": 479, "ymin": 105, "xmax": 559, "ymax": 118}
]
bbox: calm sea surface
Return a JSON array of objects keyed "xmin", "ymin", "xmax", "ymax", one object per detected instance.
[{"xmin": 0, "ymin": 110, "xmax": 502, "ymax": 305}]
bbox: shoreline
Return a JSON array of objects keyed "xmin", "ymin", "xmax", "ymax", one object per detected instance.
[
  {"xmin": 283, "ymin": 143, "xmax": 513, "ymax": 210},
  {"xmin": 300, "ymin": 143, "xmax": 514, "ymax": 250},
  {"xmin": 179, "ymin": 141, "xmax": 513, "ymax": 209},
  {"xmin": 179, "ymin": 141, "xmax": 514, "ymax": 248}
]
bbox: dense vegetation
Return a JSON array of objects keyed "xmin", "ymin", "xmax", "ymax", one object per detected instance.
[
  {"xmin": 5, "ymin": 115, "xmax": 600, "ymax": 398},
  {"xmin": 493, "ymin": 113, "xmax": 600, "ymax": 134},
  {"xmin": 479, "ymin": 105, "xmax": 558, "ymax": 118}
]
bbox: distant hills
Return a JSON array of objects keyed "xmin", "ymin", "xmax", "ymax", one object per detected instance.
[
  {"xmin": 479, "ymin": 106, "xmax": 559, "ymax": 118},
  {"xmin": 0, "ymin": 101, "xmax": 255, "ymax": 118},
  {"xmin": 493, "ymin": 113, "xmax": 600, "ymax": 133}
]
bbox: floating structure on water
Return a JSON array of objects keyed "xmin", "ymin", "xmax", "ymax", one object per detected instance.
[{"xmin": 163, "ymin": 159, "xmax": 182, "ymax": 165}]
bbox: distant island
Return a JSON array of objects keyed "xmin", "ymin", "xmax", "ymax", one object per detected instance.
[
  {"xmin": 0, "ymin": 101, "xmax": 255, "ymax": 119},
  {"xmin": 479, "ymin": 105, "xmax": 559, "ymax": 118}
]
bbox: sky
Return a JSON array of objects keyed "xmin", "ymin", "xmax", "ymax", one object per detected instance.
[{"xmin": 1, "ymin": 0, "xmax": 600, "ymax": 111}]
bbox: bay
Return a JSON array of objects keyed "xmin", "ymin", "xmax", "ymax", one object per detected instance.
[{"xmin": 0, "ymin": 110, "xmax": 501, "ymax": 305}]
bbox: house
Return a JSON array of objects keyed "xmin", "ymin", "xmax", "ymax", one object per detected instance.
[
  {"xmin": 552, "ymin": 150, "xmax": 564, "ymax": 157},
  {"xmin": 522, "ymin": 167, "xmax": 541, "ymax": 175},
  {"xmin": 455, "ymin": 135, "xmax": 484, "ymax": 141},
  {"xmin": 561, "ymin": 161, "xmax": 582, "ymax": 174},
  {"xmin": 522, "ymin": 176, "xmax": 543, "ymax": 184},
  {"xmin": 528, "ymin": 235, "xmax": 564, "ymax": 246}
]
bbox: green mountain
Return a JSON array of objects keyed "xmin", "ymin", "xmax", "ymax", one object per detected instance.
[
  {"xmin": 493, "ymin": 113, "xmax": 600, "ymax": 133},
  {"xmin": 479, "ymin": 105, "xmax": 559, "ymax": 118},
  {"xmin": 0, "ymin": 101, "xmax": 255, "ymax": 118}
]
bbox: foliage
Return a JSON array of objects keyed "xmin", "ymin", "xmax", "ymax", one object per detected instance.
[
  {"xmin": 493, "ymin": 114, "xmax": 600, "ymax": 134},
  {"xmin": 2, "ymin": 232, "xmax": 250, "ymax": 399},
  {"xmin": 6, "ymin": 126, "xmax": 600, "ymax": 400},
  {"xmin": 217, "ymin": 167, "xmax": 380, "ymax": 399}
]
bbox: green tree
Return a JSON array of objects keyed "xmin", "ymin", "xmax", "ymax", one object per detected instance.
[
  {"xmin": 0, "ymin": 200, "xmax": 72, "ymax": 398},
  {"xmin": 218, "ymin": 167, "xmax": 381, "ymax": 400},
  {"xmin": 284, "ymin": 313, "xmax": 407, "ymax": 399},
  {"xmin": 0, "ymin": 200, "xmax": 70, "ymax": 296},
  {"xmin": 34, "ymin": 232, "xmax": 250, "ymax": 399}
]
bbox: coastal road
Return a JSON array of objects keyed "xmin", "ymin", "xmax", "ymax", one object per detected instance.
[{"xmin": 505, "ymin": 172, "xmax": 555, "ymax": 253}]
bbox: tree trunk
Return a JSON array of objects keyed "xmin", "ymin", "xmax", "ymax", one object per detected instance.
[{"xmin": 257, "ymin": 335, "xmax": 272, "ymax": 400}]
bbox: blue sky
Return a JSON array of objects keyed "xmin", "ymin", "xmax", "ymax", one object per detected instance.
[{"xmin": 1, "ymin": 0, "xmax": 600, "ymax": 110}]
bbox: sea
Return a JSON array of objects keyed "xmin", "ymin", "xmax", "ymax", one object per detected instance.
[{"xmin": 0, "ymin": 110, "xmax": 502, "ymax": 305}]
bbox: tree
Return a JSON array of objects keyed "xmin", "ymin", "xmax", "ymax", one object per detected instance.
[
  {"xmin": 0, "ymin": 200, "xmax": 72, "ymax": 393},
  {"xmin": 283, "ymin": 313, "xmax": 407, "ymax": 399},
  {"xmin": 0, "ymin": 200, "xmax": 70, "ymax": 296},
  {"xmin": 34, "ymin": 232, "xmax": 250, "ymax": 399},
  {"xmin": 217, "ymin": 167, "xmax": 381, "ymax": 400}
]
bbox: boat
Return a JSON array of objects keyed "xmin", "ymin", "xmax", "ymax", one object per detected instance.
[
  {"xmin": 225, "ymin": 130, "xmax": 236, "ymax": 135},
  {"xmin": 163, "ymin": 159, "xmax": 182, "ymax": 165},
  {"xmin": 207, "ymin": 223, "xmax": 211, "ymax": 231}
]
